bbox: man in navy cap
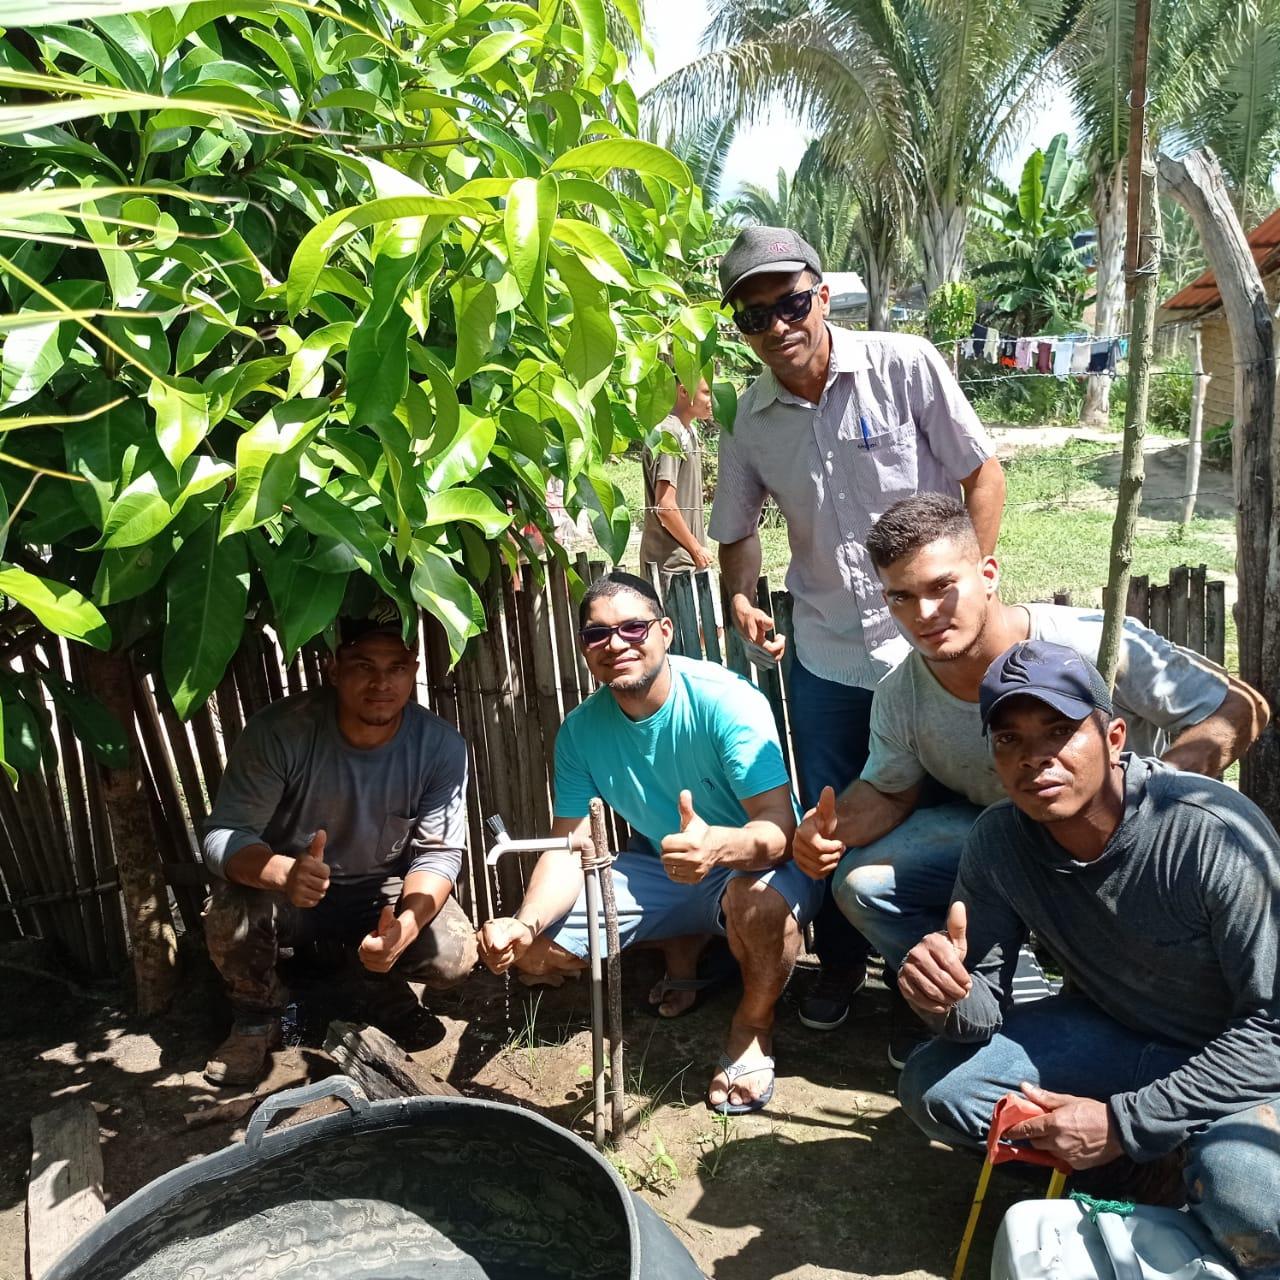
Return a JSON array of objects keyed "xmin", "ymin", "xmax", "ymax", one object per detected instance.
[
  {"xmin": 896, "ymin": 640, "xmax": 1280, "ymax": 1276},
  {"xmin": 709, "ymin": 225, "xmax": 1006, "ymax": 1030}
]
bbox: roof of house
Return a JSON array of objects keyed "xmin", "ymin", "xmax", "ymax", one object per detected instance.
[{"xmin": 1162, "ymin": 206, "xmax": 1280, "ymax": 315}]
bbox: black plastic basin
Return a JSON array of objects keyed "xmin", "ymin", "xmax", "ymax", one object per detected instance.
[{"xmin": 46, "ymin": 1077, "xmax": 705, "ymax": 1280}]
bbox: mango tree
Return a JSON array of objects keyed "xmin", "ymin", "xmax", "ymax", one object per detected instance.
[{"xmin": 0, "ymin": 0, "xmax": 722, "ymax": 1004}]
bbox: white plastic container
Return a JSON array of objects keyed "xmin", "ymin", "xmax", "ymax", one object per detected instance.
[{"xmin": 991, "ymin": 1199, "xmax": 1237, "ymax": 1280}]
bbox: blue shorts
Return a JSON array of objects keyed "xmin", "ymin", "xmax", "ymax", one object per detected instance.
[{"xmin": 545, "ymin": 839, "xmax": 824, "ymax": 959}]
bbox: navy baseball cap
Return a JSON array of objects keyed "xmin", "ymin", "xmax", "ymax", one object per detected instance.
[
  {"xmin": 336, "ymin": 597, "xmax": 406, "ymax": 650},
  {"xmin": 718, "ymin": 225, "xmax": 823, "ymax": 305},
  {"xmin": 979, "ymin": 640, "xmax": 1113, "ymax": 733}
]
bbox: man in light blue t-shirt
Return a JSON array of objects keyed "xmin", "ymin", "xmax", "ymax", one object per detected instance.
[{"xmin": 477, "ymin": 572, "xmax": 821, "ymax": 1115}]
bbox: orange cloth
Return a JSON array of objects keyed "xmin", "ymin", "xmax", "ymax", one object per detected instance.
[{"xmin": 987, "ymin": 1093, "xmax": 1073, "ymax": 1173}]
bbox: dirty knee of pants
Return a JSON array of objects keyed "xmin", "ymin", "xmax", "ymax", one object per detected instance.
[{"xmin": 398, "ymin": 898, "xmax": 478, "ymax": 989}]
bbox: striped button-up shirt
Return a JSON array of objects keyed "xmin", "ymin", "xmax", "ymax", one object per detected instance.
[{"xmin": 708, "ymin": 326, "xmax": 993, "ymax": 689}]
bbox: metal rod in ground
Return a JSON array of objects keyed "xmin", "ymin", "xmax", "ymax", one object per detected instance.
[
  {"xmin": 582, "ymin": 853, "xmax": 607, "ymax": 1150},
  {"xmin": 590, "ymin": 797, "xmax": 625, "ymax": 1144}
]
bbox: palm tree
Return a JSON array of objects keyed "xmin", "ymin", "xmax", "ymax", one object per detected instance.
[
  {"xmin": 643, "ymin": 0, "xmax": 1076, "ymax": 294},
  {"xmin": 1065, "ymin": 0, "xmax": 1266, "ymax": 423}
]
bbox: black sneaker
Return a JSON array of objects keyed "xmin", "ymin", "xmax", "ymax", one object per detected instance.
[
  {"xmin": 797, "ymin": 963, "xmax": 867, "ymax": 1031},
  {"xmin": 886, "ymin": 983, "xmax": 931, "ymax": 1070}
]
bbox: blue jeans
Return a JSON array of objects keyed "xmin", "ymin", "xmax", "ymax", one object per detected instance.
[
  {"xmin": 832, "ymin": 803, "xmax": 983, "ymax": 972},
  {"xmin": 899, "ymin": 995, "xmax": 1280, "ymax": 1278},
  {"xmin": 787, "ymin": 657, "xmax": 874, "ymax": 968}
]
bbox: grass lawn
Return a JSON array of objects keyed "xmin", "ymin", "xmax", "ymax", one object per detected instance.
[{"xmin": 612, "ymin": 437, "xmax": 1236, "ymax": 608}]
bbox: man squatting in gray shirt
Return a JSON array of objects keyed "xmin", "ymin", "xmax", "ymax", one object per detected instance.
[
  {"xmin": 200, "ymin": 608, "xmax": 478, "ymax": 1086},
  {"xmin": 895, "ymin": 641, "xmax": 1280, "ymax": 1278},
  {"xmin": 793, "ymin": 494, "xmax": 1266, "ymax": 1066}
]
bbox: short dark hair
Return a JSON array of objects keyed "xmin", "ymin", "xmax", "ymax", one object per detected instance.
[
  {"xmin": 865, "ymin": 494, "xmax": 979, "ymax": 571},
  {"xmin": 578, "ymin": 572, "xmax": 664, "ymax": 629}
]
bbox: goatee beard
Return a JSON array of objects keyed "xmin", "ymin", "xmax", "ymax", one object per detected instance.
[
  {"xmin": 928, "ymin": 607, "xmax": 989, "ymax": 663},
  {"xmin": 609, "ymin": 661, "xmax": 663, "ymax": 695}
]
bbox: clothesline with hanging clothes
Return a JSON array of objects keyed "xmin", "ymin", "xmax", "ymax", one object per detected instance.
[{"xmin": 958, "ymin": 323, "xmax": 1130, "ymax": 378}]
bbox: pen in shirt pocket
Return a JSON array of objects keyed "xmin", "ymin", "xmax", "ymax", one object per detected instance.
[{"xmin": 859, "ymin": 415, "xmax": 872, "ymax": 448}]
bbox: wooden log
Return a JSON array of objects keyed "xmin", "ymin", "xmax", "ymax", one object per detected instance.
[
  {"xmin": 754, "ymin": 576, "xmax": 788, "ymax": 749},
  {"xmin": 571, "ymin": 553, "xmax": 596, "ymax": 691},
  {"xmin": 27, "ymin": 1101, "xmax": 104, "ymax": 1280},
  {"xmin": 1149, "ymin": 583, "xmax": 1171, "ymax": 640},
  {"xmin": 1206, "ymin": 581, "xmax": 1227, "ymax": 666},
  {"xmin": 80, "ymin": 648, "xmax": 178, "ymax": 1015},
  {"xmin": 523, "ymin": 564, "xmax": 562, "ymax": 788},
  {"xmin": 47, "ymin": 640, "xmax": 106, "ymax": 973},
  {"xmin": 1169, "ymin": 565, "xmax": 1190, "ymax": 647},
  {"xmin": 547, "ymin": 557, "xmax": 585, "ymax": 716},
  {"xmin": 72, "ymin": 644, "xmax": 128, "ymax": 969},
  {"xmin": 323, "ymin": 1020, "xmax": 462, "ymax": 1100},
  {"xmin": 187, "ymin": 703, "xmax": 225, "ymax": 803},
  {"xmin": 1126, "ymin": 574, "xmax": 1150, "ymax": 625},
  {"xmin": 1157, "ymin": 148, "xmax": 1279, "ymax": 827},
  {"xmin": 212, "ymin": 670, "xmax": 243, "ymax": 754},
  {"xmin": 1188, "ymin": 565, "xmax": 1207, "ymax": 657},
  {"xmin": 130, "ymin": 667, "xmax": 203, "ymax": 933},
  {"xmin": 668, "ymin": 573, "xmax": 702, "ymax": 658},
  {"xmin": 1183, "ymin": 323, "xmax": 1208, "ymax": 524},
  {"xmin": 506, "ymin": 569, "xmax": 552, "ymax": 834},
  {"xmin": 694, "ymin": 570, "xmax": 723, "ymax": 665}
]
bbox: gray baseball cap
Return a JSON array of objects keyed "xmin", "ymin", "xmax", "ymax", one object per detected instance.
[{"xmin": 718, "ymin": 225, "xmax": 823, "ymax": 305}]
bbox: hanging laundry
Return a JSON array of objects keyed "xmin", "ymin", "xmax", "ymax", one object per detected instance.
[
  {"xmin": 1052, "ymin": 340, "xmax": 1072, "ymax": 377},
  {"xmin": 1118, "ymin": 337, "xmax": 1130, "ymax": 358},
  {"xmin": 999, "ymin": 338, "xmax": 1017, "ymax": 367},
  {"xmin": 1070, "ymin": 341, "xmax": 1091, "ymax": 375},
  {"xmin": 1015, "ymin": 338, "xmax": 1034, "ymax": 369},
  {"xmin": 1086, "ymin": 340, "xmax": 1112, "ymax": 374},
  {"xmin": 1036, "ymin": 341, "xmax": 1052, "ymax": 373},
  {"xmin": 961, "ymin": 339, "xmax": 976, "ymax": 358},
  {"xmin": 984, "ymin": 327, "xmax": 1001, "ymax": 362}
]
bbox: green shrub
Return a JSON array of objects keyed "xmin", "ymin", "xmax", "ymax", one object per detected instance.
[
  {"xmin": 1108, "ymin": 355, "xmax": 1193, "ymax": 436},
  {"xmin": 963, "ymin": 366, "xmax": 1084, "ymax": 425}
]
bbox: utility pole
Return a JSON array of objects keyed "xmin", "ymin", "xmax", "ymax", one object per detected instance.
[{"xmin": 1097, "ymin": 0, "xmax": 1158, "ymax": 689}]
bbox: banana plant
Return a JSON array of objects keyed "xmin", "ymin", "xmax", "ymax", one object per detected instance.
[{"xmin": 0, "ymin": 0, "xmax": 723, "ymax": 776}]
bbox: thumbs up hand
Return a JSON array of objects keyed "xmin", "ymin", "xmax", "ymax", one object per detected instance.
[
  {"xmin": 660, "ymin": 790, "xmax": 716, "ymax": 884},
  {"xmin": 359, "ymin": 903, "xmax": 418, "ymax": 973},
  {"xmin": 284, "ymin": 828, "xmax": 330, "ymax": 908},
  {"xmin": 794, "ymin": 786, "xmax": 846, "ymax": 879},
  {"xmin": 898, "ymin": 899, "xmax": 974, "ymax": 1018}
]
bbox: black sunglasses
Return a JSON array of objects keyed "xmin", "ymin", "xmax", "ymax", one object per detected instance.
[
  {"xmin": 731, "ymin": 283, "xmax": 822, "ymax": 335},
  {"xmin": 580, "ymin": 618, "xmax": 659, "ymax": 649}
]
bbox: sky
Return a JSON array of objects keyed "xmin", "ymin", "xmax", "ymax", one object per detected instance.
[{"xmin": 636, "ymin": 0, "xmax": 1081, "ymax": 198}]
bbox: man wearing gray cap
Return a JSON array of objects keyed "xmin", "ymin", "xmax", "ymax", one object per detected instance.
[
  {"xmin": 710, "ymin": 225, "xmax": 1006, "ymax": 1030},
  {"xmin": 896, "ymin": 640, "xmax": 1280, "ymax": 1277}
]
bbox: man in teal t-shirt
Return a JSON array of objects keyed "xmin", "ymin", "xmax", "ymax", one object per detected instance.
[{"xmin": 477, "ymin": 572, "xmax": 820, "ymax": 1114}]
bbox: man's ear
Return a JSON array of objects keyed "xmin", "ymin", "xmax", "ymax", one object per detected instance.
[
  {"xmin": 981, "ymin": 554, "xmax": 1000, "ymax": 596},
  {"xmin": 1107, "ymin": 715, "xmax": 1127, "ymax": 761},
  {"xmin": 658, "ymin": 616, "xmax": 675, "ymax": 649}
]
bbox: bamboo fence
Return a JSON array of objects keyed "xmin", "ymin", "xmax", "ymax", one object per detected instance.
[{"xmin": 0, "ymin": 560, "xmax": 1228, "ymax": 978}]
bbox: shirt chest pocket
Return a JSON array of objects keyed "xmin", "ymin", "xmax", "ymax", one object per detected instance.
[
  {"xmin": 377, "ymin": 813, "xmax": 417, "ymax": 865},
  {"xmin": 837, "ymin": 418, "xmax": 919, "ymax": 515}
]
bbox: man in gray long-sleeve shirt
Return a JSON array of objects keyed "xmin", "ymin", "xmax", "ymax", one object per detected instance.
[
  {"xmin": 201, "ymin": 610, "xmax": 477, "ymax": 1086},
  {"xmin": 898, "ymin": 641, "xmax": 1280, "ymax": 1277}
]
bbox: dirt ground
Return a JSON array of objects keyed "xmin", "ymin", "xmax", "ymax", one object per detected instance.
[{"xmin": 0, "ymin": 945, "xmax": 1041, "ymax": 1280}]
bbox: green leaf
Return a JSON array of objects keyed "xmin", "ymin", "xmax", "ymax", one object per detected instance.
[
  {"xmin": 712, "ymin": 379, "xmax": 738, "ymax": 432},
  {"xmin": 425, "ymin": 411, "xmax": 497, "ymax": 491},
  {"xmin": 503, "ymin": 176, "xmax": 558, "ymax": 327},
  {"xmin": 0, "ymin": 280, "xmax": 103, "ymax": 408},
  {"xmin": 44, "ymin": 674, "xmax": 130, "ymax": 768},
  {"xmin": 221, "ymin": 399, "xmax": 329, "ymax": 537},
  {"xmin": 565, "ymin": 0, "xmax": 604, "ymax": 75},
  {"xmin": 552, "ymin": 217, "xmax": 634, "ymax": 286},
  {"xmin": 555, "ymin": 251, "xmax": 615, "ymax": 399},
  {"xmin": 162, "ymin": 519, "xmax": 248, "ymax": 720},
  {"xmin": 288, "ymin": 194, "xmax": 489, "ymax": 316},
  {"xmin": 0, "ymin": 565, "xmax": 111, "ymax": 649},
  {"xmin": 634, "ymin": 361, "xmax": 676, "ymax": 431},
  {"xmin": 148, "ymin": 376, "xmax": 210, "ymax": 469},
  {"xmin": 422, "ymin": 487, "xmax": 512, "ymax": 537},
  {"xmin": 549, "ymin": 139, "xmax": 692, "ymax": 189},
  {"xmin": 290, "ymin": 487, "xmax": 385, "ymax": 571},
  {"xmin": 348, "ymin": 234, "xmax": 417, "ymax": 427},
  {"xmin": 262, "ymin": 546, "xmax": 348, "ymax": 662},
  {"xmin": 0, "ymin": 685, "xmax": 39, "ymax": 776},
  {"xmin": 409, "ymin": 543, "xmax": 484, "ymax": 665},
  {"xmin": 450, "ymin": 278, "xmax": 497, "ymax": 383},
  {"xmin": 464, "ymin": 30, "xmax": 537, "ymax": 74}
]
